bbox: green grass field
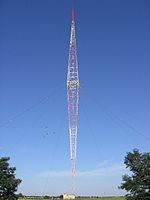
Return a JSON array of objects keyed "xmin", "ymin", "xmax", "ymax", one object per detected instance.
[{"xmin": 80, "ymin": 198, "xmax": 125, "ymax": 200}]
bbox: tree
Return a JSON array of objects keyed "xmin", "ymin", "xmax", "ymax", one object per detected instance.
[
  {"xmin": 44, "ymin": 195, "xmax": 51, "ymax": 199},
  {"xmin": 119, "ymin": 149, "xmax": 150, "ymax": 200},
  {"xmin": 18, "ymin": 193, "xmax": 24, "ymax": 198},
  {"xmin": 0, "ymin": 157, "xmax": 21, "ymax": 200},
  {"xmin": 59, "ymin": 194, "xmax": 63, "ymax": 199}
]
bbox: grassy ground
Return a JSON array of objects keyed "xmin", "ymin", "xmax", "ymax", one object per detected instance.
[
  {"xmin": 80, "ymin": 198, "xmax": 125, "ymax": 200},
  {"xmin": 19, "ymin": 198, "xmax": 125, "ymax": 200}
]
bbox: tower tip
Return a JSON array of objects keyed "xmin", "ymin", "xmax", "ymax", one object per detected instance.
[{"xmin": 72, "ymin": 8, "xmax": 74, "ymax": 21}]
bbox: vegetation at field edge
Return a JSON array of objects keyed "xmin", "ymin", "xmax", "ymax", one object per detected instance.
[{"xmin": 19, "ymin": 197, "xmax": 125, "ymax": 200}]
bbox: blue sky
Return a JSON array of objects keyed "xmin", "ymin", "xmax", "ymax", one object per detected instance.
[{"xmin": 0, "ymin": 0, "xmax": 150, "ymax": 196}]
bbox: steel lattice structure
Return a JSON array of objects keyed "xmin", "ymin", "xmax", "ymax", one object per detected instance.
[{"xmin": 67, "ymin": 9, "xmax": 79, "ymax": 194}]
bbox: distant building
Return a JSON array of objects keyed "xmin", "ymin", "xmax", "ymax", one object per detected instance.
[{"xmin": 63, "ymin": 193, "xmax": 75, "ymax": 200}]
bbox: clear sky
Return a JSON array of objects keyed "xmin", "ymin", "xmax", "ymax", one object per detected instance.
[{"xmin": 0, "ymin": 0, "xmax": 150, "ymax": 196}]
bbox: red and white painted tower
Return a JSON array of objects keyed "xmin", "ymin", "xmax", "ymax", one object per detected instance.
[{"xmin": 67, "ymin": 9, "xmax": 79, "ymax": 194}]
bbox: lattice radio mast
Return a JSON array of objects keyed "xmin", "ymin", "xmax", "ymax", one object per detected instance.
[{"xmin": 67, "ymin": 8, "xmax": 79, "ymax": 194}]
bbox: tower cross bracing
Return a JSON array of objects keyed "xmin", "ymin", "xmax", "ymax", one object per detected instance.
[{"xmin": 67, "ymin": 9, "xmax": 79, "ymax": 194}]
